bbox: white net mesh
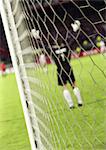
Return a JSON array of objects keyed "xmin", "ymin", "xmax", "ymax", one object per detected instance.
[{"xmin": 1, "ymin": 0, "xmax": 106, "ymax": 149}]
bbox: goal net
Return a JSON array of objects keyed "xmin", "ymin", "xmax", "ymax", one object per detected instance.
[{"xmin": 1, "ymin": 0, "xmax": 106, "ymax": 149}]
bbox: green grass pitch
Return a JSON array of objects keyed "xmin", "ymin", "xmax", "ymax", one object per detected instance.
[
  {"xmin": 0, "ymin": 74, "xmax": 31, "ymax": 150},
  {"xmin": 0, "ymin": 54, "xmax": 106, "ymax": 150}
]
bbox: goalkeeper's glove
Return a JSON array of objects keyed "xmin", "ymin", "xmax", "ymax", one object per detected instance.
[
  {"xmin": 71, "ymin": 20, "xmax": 81, "ymax": 32},
  {"xmin": 31, "ymin": 29, "xmax": 40, "ymax": 39}
]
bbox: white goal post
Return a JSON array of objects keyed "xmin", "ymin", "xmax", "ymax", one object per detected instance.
[{"xmin": 0, "ymin": 0, "xmax": 42, "ymax": 150}]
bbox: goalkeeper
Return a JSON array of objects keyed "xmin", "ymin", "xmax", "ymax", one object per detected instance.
[
  {"xmin": 32, "ymin": 20, "xmax": 83, "ymax": 109},
  {"xmin": 46, "ymin": 38, "xmax": 83, "ymax": 109}
]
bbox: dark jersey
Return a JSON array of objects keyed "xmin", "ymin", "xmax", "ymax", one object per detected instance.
[
  {"xmin": 47, "ymin": 44, "xmax": 71, "ymax": 74},
  {"xmin": 36, "ymin": 40, "xmax": 75, "ymax": 86}
]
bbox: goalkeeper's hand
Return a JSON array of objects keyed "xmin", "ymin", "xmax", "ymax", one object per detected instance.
[
  {"xmin": 31, "ymin": 29, "xmax": 40, "ymax": 39},
  {"xmin": 71, "ymin": 20, "xmax": 81, "ymax": 32}
]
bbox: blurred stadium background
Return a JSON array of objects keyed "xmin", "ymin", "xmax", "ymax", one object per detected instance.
[{"xmin": 0, "ymin": 1, "xmax": 106, "ymax": 66}]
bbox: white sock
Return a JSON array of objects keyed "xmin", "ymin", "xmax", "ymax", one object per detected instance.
[
  {"xmin": 63, "ymin": 89, "xmax": 74, "ymax": 107},
  {"xmin": 73, "ymin": 87, "xmax": 83, "ymax": 104}
]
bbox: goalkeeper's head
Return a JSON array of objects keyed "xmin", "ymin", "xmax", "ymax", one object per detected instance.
[{"xmin": 57, "ymin": 38, "xmax": 65, "ymax": 47}]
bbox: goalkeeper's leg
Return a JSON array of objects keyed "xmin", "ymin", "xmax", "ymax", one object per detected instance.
[
  {"xmin": 63, "ymin": 83, "xmax": 83, "ymax": 108},
  {"xmin": 58, "ymin": 74, "xmax": 74, "ymax": 108},
  {"xmin": 63, "ymin": 85, "xmax": 74, "ymax": 109},
  {"xmin": 69, "ymin": 71, "xmax": 83, "ymax": 106},
  {"xmin": 72, "ymin": 81, "xmax": 83, "ymax": 107}
]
